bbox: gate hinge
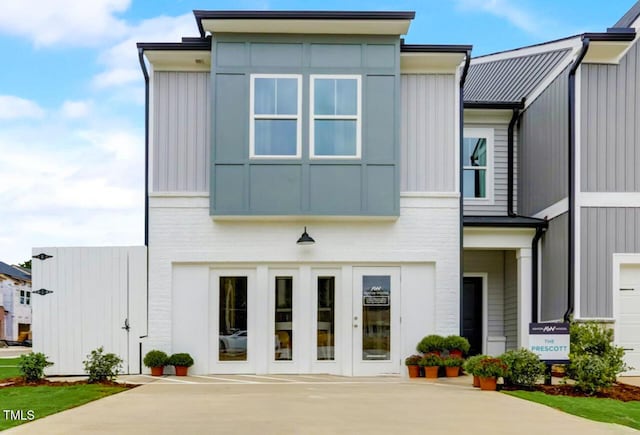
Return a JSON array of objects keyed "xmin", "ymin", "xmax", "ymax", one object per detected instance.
[
  {"xmin": 33, "ymin": 288, "xmax": 54, "ymax": 296},
  {"xmin": 32, "ymin": 253, "xmax": 53, "ymax": 261}
]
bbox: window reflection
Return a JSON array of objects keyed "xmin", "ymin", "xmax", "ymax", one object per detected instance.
[
  {"xmin": 275, "ymin": 277, "xmax": 293, "ymax": 361},
  {"xmin": 317, "ymin": 277, "xmax": 335, "ymax": 360},
  {"xmin": 219, "ymin": 277, "xmax": 248, "ymax": 361},
  {"xmin": 362, "ymin": 275, "xmax": 391, "ymax": 360}
]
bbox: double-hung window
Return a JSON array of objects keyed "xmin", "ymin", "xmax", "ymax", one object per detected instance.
[
  {"xmin": 310, "ymin": 75, "xmax": 361, "ymax": 158},
  {"xmin": 463, "ymin": 128, "xmax": 494, "ymax": 201},
  {"xmin": 250, "ymin": 74, "xmax": 302, "ymax": 158}
]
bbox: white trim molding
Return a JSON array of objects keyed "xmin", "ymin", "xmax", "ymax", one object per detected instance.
[
  {"xmin": 462, "ymin": 127, "xmax": 494, "ymax": 205},
  {"xmin": 532, "ymin": 197, "xmax": 568, "ymax": 220},
  {"xmin": 580, "ymin": 192, "xmax": 640, "ymax": 207}
]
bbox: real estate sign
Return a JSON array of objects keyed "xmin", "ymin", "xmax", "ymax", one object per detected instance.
[
  {"xmin": 528, "ymin": 323, "xmax": 570, "ymax": 362},
  {"xmin": 363, "ymin": 275, "xmax": 390, "ymax": 306}
]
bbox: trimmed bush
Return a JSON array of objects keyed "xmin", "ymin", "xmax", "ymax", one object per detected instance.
[
  {"xmin": 143, "ymin": 350, "xmax": 169, "ymax": 368},
  {"xmin": 416, "ymin": 335, "xmax": 445, "ymax": 354},
  {"xmin": 443, "ymin": 335, "xmax": 470, "ymax": 354},
  {"xmin": 475, "ymin": 357, "xmax": 507, "ymax": 378},
  {"xmin": 18, "ymin": 352, "xmax": 53, "ymax": 382},
  {"xmin": 570, "ymin": 354, "xmax": 612, "ymax": 394},
  {"xmin": 442, "ymin": 356, "xmax": 464, "ymax": 367},
  {"xmin": 501, "ymin": 348, "xmax": 546, "ymax": 387},
  {"xmin": 83, "ymin": 347, "xmax": 123, "ymax": 383},
  {"xmin": 463, "ymin": 354, "xmax": 487, "ymax": 375},
  {"xmin": 405, "ymin": 354, "xmax": 422, "ymax": 366},
  {"xmin": 418, "ymin": 354, "xmax": 442, "ymax": 367},
  {"xmin": 168, "ymin": 353, "xmax": 194, "ymax": 367}
]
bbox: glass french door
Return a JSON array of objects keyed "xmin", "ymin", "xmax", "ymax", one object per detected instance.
[
  {"xmin": 352, "ymin": 267, "xmax": 400, "ymax": 376},
  {"xmin": 269, "ymin": 269, "xmax": 299, "ymax": 373},
  {"xmin": 311, "ymin": 269, "xmax": 342, "ymax": 374}
]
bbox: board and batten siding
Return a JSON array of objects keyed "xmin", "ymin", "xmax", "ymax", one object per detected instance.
[
  {"xmin": 152, "ymin": 71, "xmax": 210, "ymax": 192},
  {"xmin": 463, "ymin": 123, "xmax": 517, "ymax": 215},
  {"xmin": 581, "ymin": 208, "xmax": 640, "ymax": 318},
  {"xmin": 503, "ymin": 250, "xmax": 517, "ymax": 351},
  {"xmin": 541, "ymin": 212, "xmax": 568, "ymax": 321},
  {"xmin": 519, "ymin": 69, "xmax": 568, "ymax": 216},
  {"xmin": 581, "ymin": 39, "xmax": 640, "ymax": 192},
  {"xmin": 463, "ymin": 250, "xmax": 505, "ymax": 338},
  {"xmin": 400, "ymin": 74, "xmax": 456, "ymax": 193}
]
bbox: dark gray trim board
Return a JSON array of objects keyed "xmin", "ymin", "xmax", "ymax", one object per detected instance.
[
  {"xmin": 613, "ymin": 1, "xmax": 640, "ymax": 28},
  {"xmin": 136, "ymin": 39, "xmax": 211, "ymax": 51},
  {"xmin": 464, "ymin": 101, "xmax": 524, "ymax": 109},
  {"xmin": 400, "ymin": 43, "xmax": 473, "ymax": 53},
  {"xmin": 463, "ymin": 216, "xmax": 547, "ymax": 229}
]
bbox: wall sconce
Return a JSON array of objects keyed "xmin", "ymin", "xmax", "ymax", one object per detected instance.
[{"xmin": 296, "ymin": 227, "xmax": 315, "ymax": 245}]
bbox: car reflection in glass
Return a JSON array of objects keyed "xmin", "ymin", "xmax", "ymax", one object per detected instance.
[{"xmin": 219, "ymin": 330, "xmax": 247, "ymax": 355}]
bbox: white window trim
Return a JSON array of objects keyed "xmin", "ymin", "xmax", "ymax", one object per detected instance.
[
  {"xmin": 463, "ymin": 127, "xmax": 494, "ymax": 204},
  {"xmin": 249, "ymin": 74, "xmax": 302, "ymax": 159},
  {"xmin": 309, "ymin": 74, "xmax": 362, "ymax": 159}
]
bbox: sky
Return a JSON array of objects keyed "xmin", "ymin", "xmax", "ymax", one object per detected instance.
[{"xmin": 0, "ymin": 0, "xmax": 635, "ymax": 265}]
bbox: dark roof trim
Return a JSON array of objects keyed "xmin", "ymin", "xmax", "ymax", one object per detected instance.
[
  {"xmin": 401, "ymin": 43, "xmax": 473, "ymax": 54},
  {"xmin": 136, "ymin": 38, "xmax": 212, "ymax": 51},
  {"xmin": 473, "ymin": 34, "xmax": 579, "ymax": 60},
  {"xmin": 463, "ymin": 216, "xmax": 548, "ymax": 229},
  {"xmin": 464, "ymin": 100, "xmax": 524, "ymax": 110},
  {"xmin": 613, "ymin": 1, "xmax": 640, "ymax": 28},
  {"xmin": 583, "ymin": 31, "xmax": 636, "ymax": 42}
]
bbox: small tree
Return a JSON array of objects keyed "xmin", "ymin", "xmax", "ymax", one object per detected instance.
[
  {"xmin": 83, "ymin": 347, "xmax": 123, "ymax": 383},
  {"xmin": 18, "ymin": 353, "xmax": 53, "ymax": 382}
]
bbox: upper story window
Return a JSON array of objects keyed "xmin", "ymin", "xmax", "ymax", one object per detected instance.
[
  {"xmin": 20, "ymin": 290, "xmax": 30, "ymax": 305},
  {"xmin": 250, "ymin": 74, "xmax": 302, "ymax": 158},
  {"xmin": 310, "ymin": 75, "xmax": 361, "ymax": 158},
  {"xmin": 463, "ymin": 128, "xmax": 494, "ymax": 201}
]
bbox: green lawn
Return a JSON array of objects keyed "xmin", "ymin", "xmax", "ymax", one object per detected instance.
[
  {"xmin": 505, "ymin": 390, "xmax": 640, "ymax": 431},
  {"xmin": 0, "ymin": 357, "xmax": 21, "ymax": 381},
  {"xmin": 0, "ymin": 384, "xmax": 128, "ymax": 430}
]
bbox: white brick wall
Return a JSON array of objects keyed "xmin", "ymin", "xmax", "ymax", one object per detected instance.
[{"xmin": 146, "ymin": 193, "xmax": 460, "ymax": 365}]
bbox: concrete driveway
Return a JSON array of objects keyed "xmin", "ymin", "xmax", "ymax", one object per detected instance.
[{"xmin": 4, "ymin": 375, "xmax": 637, "ymax": 435}]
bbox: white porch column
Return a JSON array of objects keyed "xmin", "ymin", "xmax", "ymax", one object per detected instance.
[{"xmin": 516, "ymin": 248, "xmax": 532, "ymax": 349}]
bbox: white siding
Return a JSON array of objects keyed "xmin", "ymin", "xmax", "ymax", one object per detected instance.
[{"xmin": 400, "ymin": 74, "xmax": 456, "ymax": 193}]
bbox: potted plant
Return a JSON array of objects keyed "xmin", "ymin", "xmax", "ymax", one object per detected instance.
[
  {"xmin": 168, "ymin": 353, "xmax": 194, "ymax": 376},
  {"xmin": 463, "ymin": 354, "xmax": 487, "ymax": 387},
  {"xmin": 419, "ymin": 354, "xmax": 442, "ymax": 379},
  {"xmin": 416, "ymin": 334, "xmax": 445, "ymax": 356},
  {"xmin": 475, "ymin": 357, "xmax": 507, "ymax": 391},
  {"xmin": 443, "ymin": 335, "xmax": 470, "ymax": 358},
  {"xmin": 143, "ymin": 350, "xmax": 168, "ymax": 376},
  {"xmin": 442, "ymin": 356, "xmax": 463, "ymax": 377},
  {"xmin": 405, "ymin": 354, "xmax": 422, "ymax": 378}
]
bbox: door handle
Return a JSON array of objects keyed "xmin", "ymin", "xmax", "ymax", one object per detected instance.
[
  {"xmin": 353, "ymin": 324, "xmax": 358, "ymax": 328},
  {"xmin": 122, "ymin": 319, "xmax": 130, "ymax": 331}
]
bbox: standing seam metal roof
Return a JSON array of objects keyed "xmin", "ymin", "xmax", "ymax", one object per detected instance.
[
  {"xmin": 0, "ymin": 262, "xmax": 31, "ymax": 282},
  {"xmin": 464, "ymin": 48, "xmax": 571, "ymax": 103},
  {"xmin": 614, "ymin": 1, "xmax": 640, "ymax": 28}
]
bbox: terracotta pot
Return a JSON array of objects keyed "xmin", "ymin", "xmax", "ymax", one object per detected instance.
[
  {"xmin": 479, "ymin": 376, "xmax": 497, "ymax": 391},
  {"xmin": 424, "ymin": 366, "xmax": 439, "ymax": 379},
  {"xmin": 150, "ymin": 366, "xmax": 164, "ymax": 377},
  {"xmin": 407, "ymin": 365, "xmax": 420, "ymax": 378},
  {"xmin": 473, "ymin": 375, "xmax": 480, "ymax": 388},
  {"xmin": 445, "ymin": 366, "xmax": 459, "ymax": 377},
  {"xmin": 449, "ymin": 349, "xmax": 463, "ymax": 359},
  {"xmin": 175, "ymin": 366, "xmax": 189, "ymax": 376}
]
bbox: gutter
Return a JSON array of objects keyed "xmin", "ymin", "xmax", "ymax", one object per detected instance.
[
  {"xmin": 459, "ymin": 49, "xmax": 471, "ymax": 335},
  {"xmin": 507, "ymin": 103, "xmax": 523, "ymax": 217},
  {"xmin": 531, "ymin": 225, "xmax": 546, "ymax": 322},
  {"xmin": 563, "ymin": 37, "xmax": 590, "ymax": 322}
]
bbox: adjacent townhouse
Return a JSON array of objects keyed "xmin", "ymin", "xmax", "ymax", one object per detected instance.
[
  {"xmin": 0, "ymin": 262, "xmax": 32, "ymax": 342},
  {"xmin": 32, "ymin": 3, "xmax": 640, "ymax": 376}
]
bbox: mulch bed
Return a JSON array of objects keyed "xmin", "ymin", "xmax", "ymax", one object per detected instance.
[
  {"xmin": 534, "ymin": 383, "xmax": 640, "ymax": 402},
  {"xmin": 0, "ymin": 377, "xmax": 137, "ymax": 389}
]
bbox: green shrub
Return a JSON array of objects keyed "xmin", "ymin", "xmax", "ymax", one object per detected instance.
[
  {"xmin": 442, "ymin": 356, "xmax": 464, "ymax": 367},
  {"xmin": 143, "ymin": 350, "xmax": 168, "ymax": 368},
  {"xmin": 443, "ymin": 335, "xmax": 470, "ymax": 354},
  {"xmin": 418, "ymin": 354, "xmax": 442, "ymax": 367},
  {"xmin": 404, "ymin": 354, "xmax": 422, "ymax": 366},
  {"xmin": 168, "ymin": 353, "xmax": 194, "ymax": 367},
  {"xmin": 18, "ymin": 352, "xmax": 53, "ymax": 382},
  {"xmin": 463, "ymin": 354, "xmax": 487, "ymax": 375},
  {"xmin": 475, "ymin": 357, "xmax": 507, "ymax": 378},
  {"xmin": 83, "ymin": 347, "xmax": 123, "ymax": 383},
  {"xmin": 416, "ymin": 335, "xmax": 445, "ymax": 354},
  {"xmin": 568, "ymin": 321, "xmax": 627, "ymax": 394},
  {"xmin": 501, "ymin": 348, "xmax": 546, "ymax": 387}
]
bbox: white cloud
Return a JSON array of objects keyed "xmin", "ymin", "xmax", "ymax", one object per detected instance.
[
  {"xmin": 93, "ymin": 13, "xmax": 197, "ymax": 90},
  {"xmin": 454, "ymin": 0, "xmax": 544, "ymax": 36},
  {"xmin": 0, "ymin": 95, "xmax": 45, "ymax": 119},
  {"xmin": 60, "ymin": 100, "xmax": 92, "ymax": 118},
  {"xmin": 0, "ymin": 0, "xmax": 130, "ymax": 47}
]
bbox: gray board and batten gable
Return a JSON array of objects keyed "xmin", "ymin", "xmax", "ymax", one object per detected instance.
[
  {"xmin": 210, "ymin": 34, "xmax": 400, "ymax": 217},
  {"xmin": 581, "ymin": 37, "xmax": 640, "ymax": 192}
]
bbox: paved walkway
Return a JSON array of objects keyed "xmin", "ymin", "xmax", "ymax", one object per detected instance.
[{"xmin": 4, "ymin": 375, "xmax": 637, "ymax": 434}]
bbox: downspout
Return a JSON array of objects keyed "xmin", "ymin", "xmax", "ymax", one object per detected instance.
[
  {"xmin": 459, "ymin": 50, "xmax": 471, "ymax": 334},
  {"xmin": 507, "ymin": 106, "xmax": 521, "ymax": 217},
  {"xmin": 137, "ymin": 48, "xmax": 150, "ymax": 369},
  {"xmin": 531, "ymin": 225, "xmax": 546, "ymax": 323},
  {"xmin": 564, "ymin": 37, "xmax": 590, "ymax": 322}
]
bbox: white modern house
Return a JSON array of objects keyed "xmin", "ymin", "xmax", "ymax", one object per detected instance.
[
  {"xmin": 0, "ymin": 262, "xmax": 32, "ymax": 342},
  {"xmin": 32, "ymin": 3, "xmax": 640, "ymax": 376}
]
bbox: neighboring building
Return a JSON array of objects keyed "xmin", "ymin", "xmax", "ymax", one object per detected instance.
[
  {"xmin": 0, "ymin": 262, "xmax": 32, "ymax": 341},
  {"xmin": 32, "ymin": 3, "xmax": 640, "ymax": 376}
]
